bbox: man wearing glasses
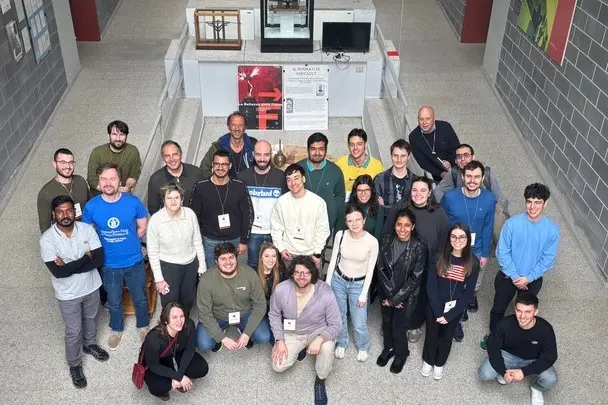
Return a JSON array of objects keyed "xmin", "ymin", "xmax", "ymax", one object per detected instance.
[
  {"xmin": 190, "ymin": 150, "xmax": 254, "ymax": 269},
  {"xmin": 38, "ymin": 148, "xmax": 91, "ymax": 233}
]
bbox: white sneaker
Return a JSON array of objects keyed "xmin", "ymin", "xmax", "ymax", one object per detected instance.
[
  {"xmin": 334, "ymin": 346, "xmax": 345, "ymax": 359},
  {"xmin": 496, "ymin": 375, "xmax": 507, "ymax": 385},
  {"xmin": 421, "ymin": 361, "xmax": 433, "ymax": 377},
  {"xmin": 531, "ymin": 387, "xmax": 544, "ymax": 405},
  {"xmin": 433, "ymin": 366, "xmax": 444, "ymax": 380},
  {"xmin": 356, "ymin": 350, "xmax": 369, "ymax": 362}
]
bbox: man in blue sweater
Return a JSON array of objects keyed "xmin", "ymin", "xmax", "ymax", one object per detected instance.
[
  {"xmin": 480, "ymin": 183, "xmax": 559, "ymax": 351},
  {"xmin": 441, "ymin": 160, "xmax": 496, "ymax": 341}
]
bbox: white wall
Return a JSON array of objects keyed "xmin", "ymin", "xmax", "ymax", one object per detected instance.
[
  {"xmin": 482, "ymin": 0, "xmax": 509, "ymax": 82},
  {"xmin": 51, "ymin": 0, "xmax": 80, "ymax": 85}
]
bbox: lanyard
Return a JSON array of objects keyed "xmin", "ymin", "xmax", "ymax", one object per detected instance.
[
  {"xmin": 462, "ymin": 191, "xmax": 480, "ymax": 230},
  {"xmin": 307, "ymin": 165, "xmax": 327, "ymax": 194},
  {"xmin": 254, "ymin": 171, "xmax": 269, "ymax": 187},
  {"xmin": 57, "ymin": 179, "xmax": 74, "ymax": 198},
  {"xmin": 220, "ymin": 272, "xmax": 240, "ymax": 313},
  {"xmin": 421, "ymin": 129, "xmax": 436, "ymax": 155},
  {"xmin": 214, "ymin": 182, "xmax": 230, "ymax": 215}
]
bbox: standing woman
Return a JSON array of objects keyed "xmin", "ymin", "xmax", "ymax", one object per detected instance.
[
  {"xmin": 257, "ymin": 242, "xmax": 286, "ymax": 303},
  {"xmin": 339, "ymin": 175, "xmax": 385, "ymax": 241},
  {"xmin": 376, "ymin": 207, "xmax": 428, "ymax": 374},
  {"xmin": 326, "ymin": 204, "xmax": 379, "ymax": 362},
  {"xmin": 142, "ymin": 303, "xmax": 208, "ymax": 400},
  {"xmin": 147, "ymin": 183, "xmax": 206, "ymax": 315},
  {"xmin": 422, "ymin": 222, "xmax": 479, "ymax": 380}
]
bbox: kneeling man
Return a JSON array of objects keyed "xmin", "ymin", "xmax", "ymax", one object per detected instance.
[{"xmin": 269, "ymin": 255, "xmax": 341, "ymax": 405}]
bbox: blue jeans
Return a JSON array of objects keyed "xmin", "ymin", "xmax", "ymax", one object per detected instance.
[
  {"xmin": 331, "ymin": 273, "xmax": 370, "ymax": 350},
  {"xmin": 202, "ymin": 236, "xmax": 240, "ymax": 269},
  {"xmin": 103, "ymin": 260, "xmax": 149, "ymax": 332},
  {"xmin": 247, "ymin": 233, "xmax": 272, "ymax": 269},
  {"xmin": 196, "ymin": 313, "xmax": 272, "ymax": 351},
  {"xmin": 478, "ymin": 350, "xmax": 557, "ymax": 391}
]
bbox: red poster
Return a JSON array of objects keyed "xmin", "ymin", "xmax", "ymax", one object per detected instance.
[
  {"xmin": 237, "ymin": 65, "xmax": 283, "ymax": 130},
  {"xmin": 547, "ymin": 0, "xmax": 577, "ymax": 66}
]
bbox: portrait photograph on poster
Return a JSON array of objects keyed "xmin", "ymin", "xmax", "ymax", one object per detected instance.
[
  {"xmin": 5, "ymin": 20, "xmax": 24, "ymax": 62},
  {"xmin": 237, "ymin": 65, "xmax": 283, "ymax": 130},
  {"xmin": 518, "ymin": 0, "xmax": 577, "ymax": 66}
]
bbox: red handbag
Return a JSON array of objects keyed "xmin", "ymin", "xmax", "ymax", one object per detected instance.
[{"xmin": 132, "ymin": 335, "xmax": 178, "ymax": 389}]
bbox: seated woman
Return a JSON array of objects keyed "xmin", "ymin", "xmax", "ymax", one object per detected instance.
[
  {"xmin": 422, "ymin": 222, "xmax": 479, "ymax": 380},
  {"xmin": 142, "ymin": 303, "xmax": 208, "ymax": 401},
  {"xmin": 376, "ymin": 207, "xmax": 427, "ymax": 374}
]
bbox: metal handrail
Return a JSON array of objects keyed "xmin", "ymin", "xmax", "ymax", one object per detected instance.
[{"xmin": 158, "ymin": 23, "xmax": 189, "ymax": 108}]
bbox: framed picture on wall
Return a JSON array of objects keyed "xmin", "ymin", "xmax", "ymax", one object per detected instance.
[{"xmin": 5, "ymin": 20, "xmax": 24, "ymax": 62}]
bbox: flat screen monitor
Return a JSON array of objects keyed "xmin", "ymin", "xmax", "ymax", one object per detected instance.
[{"xmin": 322, "ymin": 22, "xmax": 371, "ymax": 53}]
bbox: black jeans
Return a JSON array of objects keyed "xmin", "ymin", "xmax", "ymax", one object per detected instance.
[
  {"xmin": 422, "ymin": 304, "xmax": 459, "ymax": 367},
  {"xmin": 159, "ymin": 259, "xmax": 199, "ymax": 316},
  {"xmin": 409, "ymin": 272, "xmax": 428, "ymax": 330},
  {"xmin": 489, "ymin": 271, "xmax": 543, "ymax": 331},
  {"xmin": 381, "ymin": 303, "xmax": 410, "ymax": 358},
  {"xmin": 144, "ymin": 352, "xmax": 208, "ymax": 397}
]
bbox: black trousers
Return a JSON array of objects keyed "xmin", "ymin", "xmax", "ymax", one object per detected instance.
[
  {"xmin": 144, "ymin": 352, "xmax": 209, "ymax": 397},
  {"xmin": 159, "ymin": 259, "xmax": 199, "ymax": 315},
  {"xmin": 409, "ymin": 273, "xmax": 428, "ymax": 330},
  {"xmin": 381, "ymin": 304, "xmax": 410, "ymax": 358},
  {"xmin": 489, "ymin": 272, "xmax": 543, "ymax": 331},
  {"xmin": 422, "ymin": 304, "xmax": 459, "ymax": 367}
]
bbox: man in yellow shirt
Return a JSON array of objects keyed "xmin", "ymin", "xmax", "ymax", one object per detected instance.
[{"xmin": 335, "ymin": 129, "xmax": 384, "ymax": 200}]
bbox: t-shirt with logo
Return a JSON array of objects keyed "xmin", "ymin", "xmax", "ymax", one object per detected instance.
[
  {"xmin": 82, "ymin": 193, "xmax": 148, "ymax": 268},
  {"xmin": 238, "ymin": 167, "xmax": 287, "ymax": 235}
]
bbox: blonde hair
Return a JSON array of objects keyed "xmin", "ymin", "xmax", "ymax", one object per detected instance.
[
  {"xmin": 159, "ymin": 183, "xmax": 184, "ymax": 204},
  {"xmin": 257, "ymin": 243, "xmax": 281, "ymax": 296}
]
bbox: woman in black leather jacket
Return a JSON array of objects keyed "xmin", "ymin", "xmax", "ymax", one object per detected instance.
[{"xmin": 376, "ymin": 207, "xmax": 428, "ymax": 374}]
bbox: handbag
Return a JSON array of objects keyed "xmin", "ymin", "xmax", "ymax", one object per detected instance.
[{"xmin": 132, "ymin": 334, "xmax": 178, "ymax": 389}]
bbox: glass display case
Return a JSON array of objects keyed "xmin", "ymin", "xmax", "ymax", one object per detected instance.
[{"xmin": 260, "ymin": 0, "xmax": 314, "ymax": 53}]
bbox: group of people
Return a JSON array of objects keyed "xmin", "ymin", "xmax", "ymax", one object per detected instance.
[{"xmin": 37, "ymin": 107, "xmax": 560, "ymax": 405}]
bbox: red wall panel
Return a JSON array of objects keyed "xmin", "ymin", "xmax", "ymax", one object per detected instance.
[
  {"xmin": 69, "ymin": 0, "xmax": 101, "ymax": 41},
  {"xmin": 461, "ymin": 0, "xmax": 493, "ymax": 43}
]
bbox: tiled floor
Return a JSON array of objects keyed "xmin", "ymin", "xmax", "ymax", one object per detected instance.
[{"xmin": 2, "ymin": 0, "xmax": 606, "ymax": 404}]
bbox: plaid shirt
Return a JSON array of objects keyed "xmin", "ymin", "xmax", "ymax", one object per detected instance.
[{"xmin": 373, "ymin": 168, "xmax": 413, "ymax": 209}]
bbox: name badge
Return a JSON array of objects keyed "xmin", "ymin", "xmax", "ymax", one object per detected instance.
[
  {"xmin": 253, "ymin": 215, "xmax": 263, "ymax": 228},
  {"xmin": 218, "ymin": 214, "xmax": 231, "ymax": 230},
  {"xmin": 443, "ymin": 300, "xmax": 457, "ymax": 314},
  {"xmin": 228, "ymin": 311, "xmax": 240, "ymax": 325},
  {"xmin": 294, "ymin": 227, "xmax": 305, "ymax": 240},
  {"xmin": 470, "ymin": 232, "xmax": 476, "ymax": 246},
  {"xmin": 283, "ymin": 319, "xmax": 296, "ymax": 331},
  {"xmin": 74, "ymin": 202, "xmax": 82, "ymax": 219}
]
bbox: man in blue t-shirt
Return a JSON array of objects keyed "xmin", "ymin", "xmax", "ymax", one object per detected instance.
[
  {"xmin": 82, "ymin": 162, "xmax": 149, "ymax": 350},
  {"xmin": 441, "ymin": 160, "xmax": 496, "ymax": 341}
]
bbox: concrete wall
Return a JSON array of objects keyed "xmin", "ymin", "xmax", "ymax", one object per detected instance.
[
  {"xmin": 494, "ymin": 0, "xmax": 608, "ymax": 279},
  {"xmin": 438, "ymin": 0, "xmax": 466, "ymax": 40},
  {"xmin": 95, "ymin": 0, "xmax": 120, "ymax": 36},
  {"xmin": 0, "ymin": 0, "xmax": 67, "ymax": 190}
]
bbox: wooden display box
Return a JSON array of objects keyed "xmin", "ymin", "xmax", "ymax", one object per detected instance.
[
  {"xmin": 194, "ymin": 9, "xmax": 242, "ymax": 50},
  {"xmin": 122, "ymin": 261, "xmax": 157, "ymax": 315}
]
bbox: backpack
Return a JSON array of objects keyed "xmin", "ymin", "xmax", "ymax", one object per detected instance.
[{"xmin": 451, "ymin": 166, "xmax": 492, "ymax": 190}]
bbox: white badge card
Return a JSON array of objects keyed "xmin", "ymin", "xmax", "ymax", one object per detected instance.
[
  {"xmin": 294, "ymin": 227, "xmax": 305, "ymax": 240},
  {"xmin": 228, "ymin": 311, "xmax": 240, "ymax": 325},
  {"xmin": 253, "ymin": 214, "xmax": 263, "ymax": 228},
  {"xmin": 283, "ymin": 319, "xmax": 296, "ymax": 331},
  {"xmin": 218, "ymin": 214, "xmax": 231, "ymax": 229},
  {"xmin": 74, "ymin": 203, "xmax": 82, "ymax": 218},
  {"xmin": 443, "ymin": 300, "xmax": 457, "ymax": 314},
  {"xmin": 470, "ymin": 232, "xmax": 476, "ymax": 246}
]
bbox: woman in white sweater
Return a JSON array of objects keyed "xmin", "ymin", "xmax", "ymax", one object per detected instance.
[
  {"xmin": 147, "ymin": 183, "xmax": 206, "ymax": 315},
  {"xmin": 326, "ymin": 203, "xmax": 379, "ymax": 362}
]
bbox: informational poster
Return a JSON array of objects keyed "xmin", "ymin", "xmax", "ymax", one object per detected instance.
[
  {"xmin": 237, "ymin": 65, "xmax": 283, "ymax": 130},
  {"xmin": 23, "ymin": 0, "xmax": 50, "ymax": 64},
  {"xmin": 5, "ymin": 21, "xmax": 23, "ymax": 62},
  {"xmin": 21, "ymin": 26, "xmax": 31, "ymax": 53},
  {"xmin": 518, "ymin": 0, "xmax": 577, "ymax": 66},
  {"xmin": 283, "ymin": 65, "xmax": 329, "ymax": 131},
  {"xmin": 0, "ymin": 0, "xmax": 11, "ymax": 15},
  {"xmin": 15, "ymin": 0, "xmax": 26, "ymax": 21}
]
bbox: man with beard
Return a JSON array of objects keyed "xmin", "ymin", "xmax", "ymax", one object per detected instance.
[
  {"xmin": 297, "ymin": 133, "xmax": 345, "ymax": 233},
  {"xmin": 196, "ymin": 242, "xmax": 270, "ymax": 352},
  {"xmin": 269, "ymin": 255, "xmax": 341, "ymax": 405},
  {"xmin": 238, "ymin": 140, "xmax": 287, "ymax": 269},
  {"xmin": 82, "ymin": 163, "xmax": 150, "ymax": 350},
  {"xmin": 147, "ymin": 140, "xmax": 204, "ymax": 214},
  {"xmin": 40, "ymin": 195, "xmax": 108, "ymax": 388},
  {"xmin": 87, "ymin": 120, "xmax": 142, "ymax": 196},
  {"xmin": 440, "ymin": 160, "xmax": 496, "ymax": 342},
  {"xmin": 38, "ymin": 148, "xmax": 91, "ymax": 233}
]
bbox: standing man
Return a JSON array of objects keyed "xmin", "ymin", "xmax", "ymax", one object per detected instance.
[
  {"xmin": 190, "ymin": 150, "xmax": 254, "ymax": 269},
  {"xmin": 199, "ymin": 111, "xmax": 257, "ymax": 178},
  {"xmin": 271, "ymin": 164, "xmax": 330, "ymax": 270},
  {"xmin": 147, "ymin": 140, "xmax": 204, "ymax": 214},
  {"xmin": 434, "ymin": 143, "xmax": 510, "ymax": 242},
  {"xmin": 196, "ymin": 242, "xmax": 271, "ymax": 352},
  {"xmin": 480, "ymin": 183, "xmax": 559, "ymax": 350},
  {"xmin": 374, "ymin": 139, "xmax": 414, "ymax": 210},
  {"xmin": 82, "ymin": 163, "xmax": 150, "ymax": 350},
  {"xmin": 40, "ymin": 196, "xmax": 109, "ymax": 388},
  {"xmin": 408, "ymin": 106, "xmax": 460, "ymax": 182},
  {"xmin": 270, "ymin": 255, "xmax": 341, "ymax": 405},
  {"xmin": 38, "ymin": 148, "xmax": 90, "ymax": 233},
  {"xmin": 335, "ymin": 129, "xmax": 384, "ymax": 198},
  {"xmin": 238, "ymin": 140, "xmax": 287, "ymax": 269},
  {"xmin": 87, "ymin": 120, "xmax": 142, "ymax": 196},
  {"xmin": 479, "ymin": 294, "xmax": 557, "ymax": 405},
  {"xmin": 297, "ymin": 132, "xmax": 345, "ymax": 233},
  {"xmin": 441, "ymin": 161, "xmax": 495, "ymax": 341}
]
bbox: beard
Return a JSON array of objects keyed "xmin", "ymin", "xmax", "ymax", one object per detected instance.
[
  {"xmin": 255, "ymin": 159, "xmax": 271, "ymax": 171},
  {"xmin": 58, "ymin": 218, "xmax": 75, "ymax": 227},
  {"xmin": 55, "ymin": 167, "xmax": 73, "ymax": 179},
  {"xmin": 111, "ymin": 141, "xmax": 125, "ymax": 150},
  {"xmin": 309, "ymin": 154, "xmax": 325, "ymax": 164}
]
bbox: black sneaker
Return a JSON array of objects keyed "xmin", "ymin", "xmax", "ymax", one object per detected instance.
[
  {"xmin": 453, "ymin": 322, "xmax": 464, "ymax": 342},
  {"xmin": 389, "ymin": 356, "xmax": 407, "ymax": 374},
  {"xmin": 69, "ymin": 365, "xmax": 87, "ymax": 389},
  {"xmin": 376, "ymin": 348, "xmax": 395, "ymax": 367},
  {"xmin": 462, "ymin": 310, "xmax": 469, "ymax": 322},
  {"xmin": 245, "ymin": 340, "xmax": 254, "ymax": 349},
  {"xmin": 314, "ymin": 376, "xmax": 328, "ymax": 405},
  {"xmin": 83, "ymin": 344, "xmax": 109, "ymax": 362},
  {"xmin": 297, "ymin": 348, "xmax": 307, "ymax": 362},
  {"xmin": 468, "ymin": 294, "xmax": 479, "ymax": 313},
  {"xmin": 212, "ymin": 342, "xmax": 222, "ymax": 352}
]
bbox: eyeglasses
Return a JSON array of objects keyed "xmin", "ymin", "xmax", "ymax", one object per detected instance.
[
  {"xmin": 450, "ymin": 235, "xmax": 467, "ymax": 242},
  {"xmin": 356, "ymin": 188, "xmax": 372, "ymax": 194},
  {"xmin": 455, "ymin": 153, "xmax": 471, "ymax": 160},
  {"xmin": 165, "ymin": 196, "xmax": 183, "ymax": 201},
  {"xmin": 346, "ymin": 218, "xmax": 363, "ymax": 225},
  {"xmin": 212, "ymin": 162, "xmax": 230, "ymax": 168},
  {"xmin": 56, "ymin": 160, "xmax": 75, "ymax": 166},
  {"xmin": 294, "ymin": 270, "xmax": 311, "ymax": 277}
]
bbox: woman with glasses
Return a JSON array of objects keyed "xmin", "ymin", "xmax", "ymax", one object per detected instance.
[
  {"xmin": 421, "ymin": 222, "xmax": 479, "ymax": 380},
  {"xmin": 339, "ymin": 175, "xmax": 384, "ymax": 241},
  {"xmin": 376, "ymin": 207, "xmax": 428, "ymax": 374},
  {"xmin": 147, "ymin": 183, "xmax": 206, "ymax": 315},
  {"xmin": 326, "ymin": 204, "xmax": 379, "ymax": 362}
]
